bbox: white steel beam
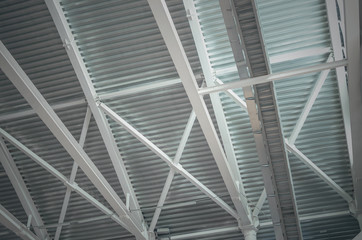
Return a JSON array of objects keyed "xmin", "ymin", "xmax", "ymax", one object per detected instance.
[
  {"xmin": 285, "ymin": 141, "xmax": 354, "ymax": 204},
  {"xmin": 0, "ymin": 139, "xmax": 49, "ymax": 240},
  {"xmin": 183, "ymin": 0, "xmax": 252, "ymax": 227},
  {"xmin": 326, "ymin": 0, "xmax": 353, "ymax": 163},
  {"xmin": 54, "ymin": 106, "xmax": 92, "ymax": 240},
  {"xmin": 98, "ymin": 102, "xmax": 238, "ymax": 219},
  {"xmin": 344, "ymin": 0, "xmax": 362, "ymax": 216},
  {"xmin": 44, "ymin": 0, "xmax": 146, "ymax": 232},
  {"xmin": 0, "ymin": 127, "xmax": 134, "ymax": 235},
  {"xmin": 0, "ymin": 41, "xmax": 147, "ymax": 240},
  {"xmin": 198, "ymin": 59, "xmax": 348, "ymax": 95},
  {"xmin": 269, "ymin": 47, "xmax": 331, "ymax": 64},
  {"xmin": 148, "ymin": 110, "xmax": 196, "ymax": 232},
  {"xmin": 0, "ymin": 203, "xmax": 40, "ymax": 240},
  {"xmin": 215, "ymin": 79, "xmax": 247, "ymax": 111},
  {"xmin": 146, "ymin": 0, "xmax": 250, "ymax": 227},
  {"xmin": 288, "ymin": 55, "xmax": 333, "ymax": 144}
]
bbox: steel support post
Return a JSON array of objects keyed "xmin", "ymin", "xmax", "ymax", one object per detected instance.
[
  {"xmin": 146, "ymin": 0, "xmax": 250, "ymax": 227},
  {"xmin": 344, "ymin": 0, "xmax": 362, "ymax": 221},
  {"xmin": 0, "ymin": 139, "xmax": 49, "ymax": 240},
  {"xmin": 0, "ymin": 203, "xmax": 40, "ymax": 240},
  {"xmin": 0, "ymin": 41, "xmax": 147, "ymax": 240},
  {"xmin": 44, "ymin": 0, "xmax": 146, "ymax": 232}
]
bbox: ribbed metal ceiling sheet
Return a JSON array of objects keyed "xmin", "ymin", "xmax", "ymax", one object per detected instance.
[
  {"xmin": 61, "ymin": 0, "xmax": 238, "ymax": 236},
  {"xmin": 195, "ymin": 0, "xmax": 271, "ymax": 225},
  {"xmin": 256, "ymin": 0, "xmax": 358, "ymax": 237},
  {"xmin": 0, "ymin": 0, "xmax": 360, "ymax": 239}
]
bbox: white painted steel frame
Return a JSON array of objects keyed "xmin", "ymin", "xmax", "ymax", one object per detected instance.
[
  {"xmin": 0, "ymin": 41, "xmax": 147, "ymax": 240},
  {"xmin": 0, "ymin": 127, "xmax": 134, "ymax": 236},
  {"xmin": 220, "ymin": 81, "xmax": 355, "ymax": 207},
  {"xmin": 98, "ymin": 102, "xmax": 239, "ymax": 219},
  {"xmin": 344, "ymin": 0, "xmax": 362, "ymax": 221},
  {"xmin": 0, "ymin": 203, "xmax": 40, "ymax": 240},
  {"xmin": 219, "ymin": 1, "xmax": 292, "ymax": 238},
  {"xmin": 54, "ymin": 106, "xmax": 92, "ymax": 240},
  {"xmin": 285, "ymin": 142, "xmax": 354, "ymax": 204},
  {"xmin": 44, "ymin": 0, "xmax": 147, "ymax": 234},
  {"xmin": 148, "ymin": 110, "xmax": 196, "ymax": 232},
  {"xmin": 183, "ymin": 0, "xmax": 252, "ymax": 228},
  {"xmin": 146, "ymin": 0, "xmax": 250, "ymax": 230},
  {"xmin": 198, "ymin": 60, "xmax": 348, "ymax": 95},
  {"xmin": 326, "ymin": 0, "xmax": 353, "ymax": 163},
  {"xmin": 0, "ymin": 139, "xmax": 49, "ymax": 239},
  {"xmin": 288, "ymin": 55, "xmax": 333, "ymax": 144}
]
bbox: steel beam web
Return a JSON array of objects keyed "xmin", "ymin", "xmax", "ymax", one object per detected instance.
[
  {"xmin": 344, "ymin": 0, "xmax": 362, "ymax": 222},
  {"xmin": 219, "ymin": 0, "xmax": 302, "ymax": 238}
]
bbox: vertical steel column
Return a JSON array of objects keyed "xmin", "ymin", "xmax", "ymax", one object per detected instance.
[{"xmin": 344, "ymin": 0, "xmax": 362, "ymax": 229}]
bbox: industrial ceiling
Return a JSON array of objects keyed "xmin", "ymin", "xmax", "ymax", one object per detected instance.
[{"xmin": 0, "ymin": 0, "xmax": 361, "ymax": 239}]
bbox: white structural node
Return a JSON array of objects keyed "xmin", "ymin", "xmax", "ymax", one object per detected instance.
[
  {"xmin": 0, "ymin": 127, "xmax": 135, "ymax": 236},
  {"xmin": 146, "ymin": 0, "xmax": 255, "ymax": 236},
  {"xmin": 44, "ymin": 0, "xmax": 147, "ymax": 234},
  {"xmin": 54, "ymin": 107, "xmax": 92, "ymax": 240},
  {"xmin": 98, "ymin": 102, "xmax": 239, "ymax": 219},
  {"xmin": 0, "ymin": 41, "xmax": 148, "ymax": 240}
]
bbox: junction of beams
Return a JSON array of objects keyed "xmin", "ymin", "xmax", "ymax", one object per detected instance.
[
  {"xmin": 0, "ymin": 41, "xmax": 147, "ymax": 240},
  {"xmin": 0, "ymin": 139, "xmax": 48, "ymax": 240},
  {"xmin": 0, "ymin": 203, "xmax": 40, "ymax": 240},
  {"xmin": 146, "ymin": 0, "xmax": 254, "ymax": 233},
  {"xmin": 44, "ymin": 0, "xmax": 147, "ymax": 232}
]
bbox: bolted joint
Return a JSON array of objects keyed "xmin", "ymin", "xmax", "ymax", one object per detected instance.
[{"xmin": 62, "ymin": 38, "xmax": 75, "ymax": 50}]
